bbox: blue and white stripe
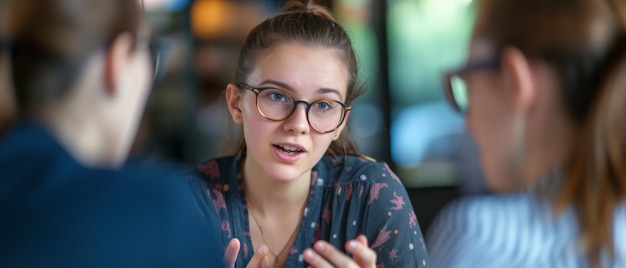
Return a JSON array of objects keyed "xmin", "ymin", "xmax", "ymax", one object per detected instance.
[{"xmin": 427, "ymin": 192, "xmax": 626, "ymax": 268}]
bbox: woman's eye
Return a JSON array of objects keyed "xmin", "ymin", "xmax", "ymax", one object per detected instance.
[
  {"xmin": 314, "ymin": 101, "xmax": 331, "ymax": 110},
  {"xmin": 269, "ymin": 92, "xmax": 285, "ymax": 101}
]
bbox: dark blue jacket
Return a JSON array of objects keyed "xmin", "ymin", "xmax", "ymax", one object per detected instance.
[{"xmin": 0, "ymin": 122, "xmax": 224, "ymax": 267}]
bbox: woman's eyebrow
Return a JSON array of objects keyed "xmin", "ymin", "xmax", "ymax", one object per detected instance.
[
  {"xmin": 259, "ymin": 79, "xmax": 343, "ymax": 99},
  {"xmin": 315, "ymin": 87, "xmax": 343, "ymax": 99},
  {"xmin": 259, "ymin": 79, "xmax": 295, "ymax": 92}
]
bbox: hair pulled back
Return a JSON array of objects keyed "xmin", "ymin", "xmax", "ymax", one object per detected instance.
[
  {"xmin": 476, "ymin": 0, "xmax": 626, "ymax": 265},
  {"xmin": 230, "ymin": 0, "xmax": 363, "ymax": 157}
]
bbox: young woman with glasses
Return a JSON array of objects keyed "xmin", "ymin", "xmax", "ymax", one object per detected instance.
[
  {"xmin": 189, "ymin": 1, "xmax": 429, "ymax": 267},
  {"xmin": 0, "ymin": 0, "xmax": 222, "ymax": 266},
  {"xmin": 427, "ymin": 0, "xmax": 626, "ymax": 267}
]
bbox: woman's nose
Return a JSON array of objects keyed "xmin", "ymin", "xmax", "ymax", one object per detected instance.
[{"xmin": 283, "ymin": 103, "xmax": 310, "ymax": 135}]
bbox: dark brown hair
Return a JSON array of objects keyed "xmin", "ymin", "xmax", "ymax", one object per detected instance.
[
  {"xmin": 5, "ymin": 0, "xmax": 143, "ymax": 119},
  {"xmin": 476, "ymin": 0, "xmax": 626, "ymax": 265},
  {"xmin": 227, "ymin": 0, "xmax": 364, "ymax": 158}
]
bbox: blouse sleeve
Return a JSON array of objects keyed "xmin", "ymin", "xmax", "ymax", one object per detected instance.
[{"xmin": 358, "ymin": 162, "xmax": 430, "ymax": 268}]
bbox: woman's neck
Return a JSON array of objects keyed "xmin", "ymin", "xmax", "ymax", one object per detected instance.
[
  {"xmin": 39, "ymin": 71, "xmax": 121, "ymax": 168},
  {"xmin": 525, "ymin": 105, "xmax": 578, "ymax": 187},
  {"xmin": 242, "ymin": 156, "xmax": 311, "ymax": 215},
  {"xmin": 524, "ymin": 64, "xmax": 578, "ymax": 186},
  {"xmin": 42, "ymin": 105, "xmax": 117, "ymax": 168},
  {"xmin": 38, "ymin": 54, "xmax": 125, "ymax": 169}
]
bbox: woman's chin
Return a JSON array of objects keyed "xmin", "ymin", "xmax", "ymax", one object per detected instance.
[{"xmin": 264, "ymin": 165, "xmax": 310, "ymax": 183}]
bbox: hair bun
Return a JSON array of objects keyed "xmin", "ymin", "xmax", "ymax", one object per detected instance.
[{"xmin": 279, "ymin": 0, "xmax": 336, "ymax": 22}]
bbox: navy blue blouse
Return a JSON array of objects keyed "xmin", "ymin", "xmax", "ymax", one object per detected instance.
[{"xmin": 189, "ymin": 151, "xmax": 429, "ymax": 267}]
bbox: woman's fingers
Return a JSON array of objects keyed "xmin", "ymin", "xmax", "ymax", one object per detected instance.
[
  {"xmin": 224, "ymin": 238, "xmax": 240, "ymax": 268},
  {"xmin": 304, "ymin": 240, "xmax": 359, "ymax": 268},
  {"xmin": 355, "ymin": 235, "xmax": 368, "ymax": 247},
  {"xmin": 304, "ymin": 237, "xmax": 377, "ymax": 268},
  {"xmin": 303, "ymin": 248, "xmax": 333, "ymax": 268},
  {"xmin": 246, "ymin": 245, "xmax": 271, "ymax": 268},
  {"xmin": 223, "ymin": 239, "xmax": 271, "ymax": 268},
  {"xmin": 346, "ymin": 236, "xmax": 377, "ymax": 267}
]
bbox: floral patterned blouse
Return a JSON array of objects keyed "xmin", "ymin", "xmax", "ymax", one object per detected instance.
[{"xmin": 189, "ymin": 151, "xmax": 429, "ymax": 268}]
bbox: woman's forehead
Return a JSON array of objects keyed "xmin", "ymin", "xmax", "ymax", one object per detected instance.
[{"xmin": 248, "ymin": 42, "xmax": 349, "ymax": 97}]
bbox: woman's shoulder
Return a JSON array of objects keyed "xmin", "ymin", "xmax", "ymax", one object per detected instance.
[
  {"xmin": 440, "ymin": 192, "xmax": 543, "ymax": 219},
  {"xmin": 319, "ymin": 154, "xmax": 402, "ymax": 186},
  {"xmin": 427, "ymin": 192, "xmax": 581, "ymax": 267},
  {"xmin": 429, "ymin": 193, "xmax": 559, "ymax": 239},
  {"xmin": 192, "ymin": 155, "xmax": 237, "ymax": 184}
]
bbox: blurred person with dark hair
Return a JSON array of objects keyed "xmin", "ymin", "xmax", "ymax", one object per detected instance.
[
  {"xmin": 427, "ymin": 0, "xmax": 626, "ymax": 267},
  {"xmin": 189, "ymin": 0, "xmax": 429, "ymax": 267},
  {"xmin": 0, "ymin": 0, "xmax": 223, "ymax": 267}
]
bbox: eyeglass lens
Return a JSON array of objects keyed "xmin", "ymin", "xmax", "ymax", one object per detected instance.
[{"xmin": 448, "ymin": 74, "xmax": 469, "ymax": 112}]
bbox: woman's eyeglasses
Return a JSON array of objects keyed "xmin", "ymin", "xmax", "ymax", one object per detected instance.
[
  {"xmin": 443, "ymin": 57, "xmax": 500, "ymax": 113},
  {"xmin": 237, "ymin": 83, "xmax": 352, "ymax": 133}
]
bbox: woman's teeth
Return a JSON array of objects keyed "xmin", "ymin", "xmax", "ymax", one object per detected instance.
[{"xmin": 277, "ymin": 145, "xmax": 302, "ymax": 154}]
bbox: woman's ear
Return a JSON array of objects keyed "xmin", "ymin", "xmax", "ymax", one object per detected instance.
[
  {"xmin": 226, "ymin": 83, "xmax": 243, "ymax": 124},
  {"xmin": 500, "ymin": 46, "xmax": 537, "ymax": 112},
  {"xmin": 104, "ymin": 33, "xmax": 134, "ymax": 97}
]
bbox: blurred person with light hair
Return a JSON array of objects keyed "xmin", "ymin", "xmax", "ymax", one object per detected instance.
[
  {"xmin": 427, "ymin": 0, "xmax": 626, "ymax": 267},
  {"xmin": 0, "ymin": 0, "xmax": 223, "ymax": 266}
]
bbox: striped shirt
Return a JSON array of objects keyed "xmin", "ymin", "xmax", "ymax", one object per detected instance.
[{"xmin": 427, "ymin": 192, "xmax": 626, "ymax": 267}]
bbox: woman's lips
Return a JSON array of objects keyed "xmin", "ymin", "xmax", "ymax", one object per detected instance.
[{"xmin": 271, "ymin": 143, "xmax": 306, "ymax": 163}]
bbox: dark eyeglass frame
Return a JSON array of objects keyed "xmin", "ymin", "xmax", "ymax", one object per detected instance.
[
  {"xmin": 147, "ymin": 37, "xmax": 169, "ymax": 81},
  {"xmin": 139, "ymin": 0, "xmax": 165, "ymax": 81},
  {"xmin": 443, "ymin": 57, "xmax": 501, "ymax": 113},
  {"xmin": 237, "ymin": 83, "xmax": 352, "ymax": 134}
]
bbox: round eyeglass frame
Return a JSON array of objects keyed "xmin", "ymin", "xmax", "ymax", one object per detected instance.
[{"xmin": 238, "ymin": 83, "xmax": 352, "ymax": 134}]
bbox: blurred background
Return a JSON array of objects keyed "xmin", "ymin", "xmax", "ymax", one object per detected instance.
[{"xmin": 137, "ymin": 0, "xmax": 486, "ymax": 234}]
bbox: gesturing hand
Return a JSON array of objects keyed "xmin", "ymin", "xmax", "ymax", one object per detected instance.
[
  {"xmin": 223, "ymin": 238, "xmax": 272, "ymax": 268},
  {"xmin": 303, "ymin": 235, "xmax": 377, "ymax": 268}
]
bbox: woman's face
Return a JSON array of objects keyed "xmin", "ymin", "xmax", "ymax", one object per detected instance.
[
  {"xmin": 464, "ymin": 39, "xmax": 522, "ymax": 192},
  {"xmin": 234, "ymin": 41, "xmax": 349, "ymax": 182}
]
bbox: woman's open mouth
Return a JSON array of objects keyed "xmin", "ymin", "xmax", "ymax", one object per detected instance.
[{"xmin": 274, "ymin": 144, "xmax": 303, "ymax": 155}]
